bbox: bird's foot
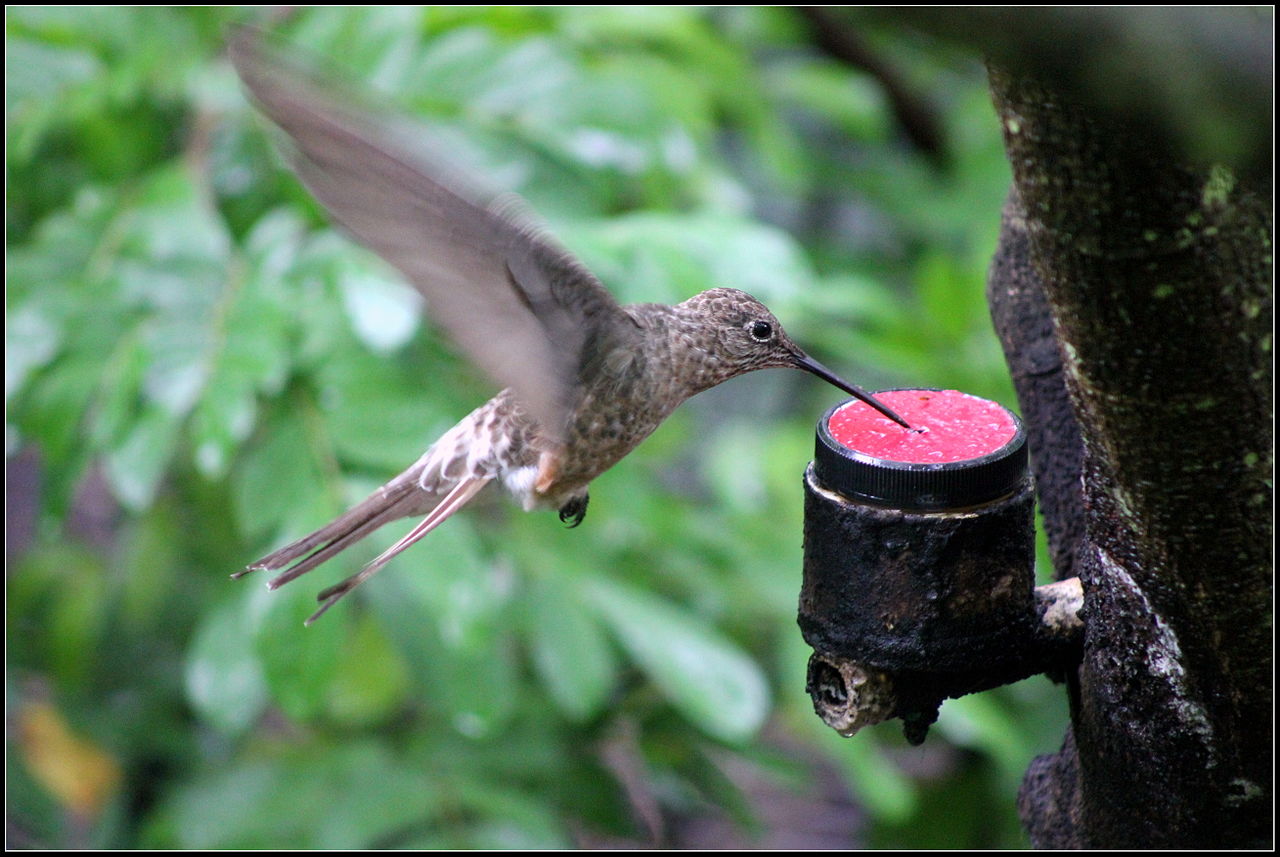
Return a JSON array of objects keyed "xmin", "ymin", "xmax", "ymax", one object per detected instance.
[{"xmin": 558, "ymin": 493, "xmax": 589, "ymax": 528}]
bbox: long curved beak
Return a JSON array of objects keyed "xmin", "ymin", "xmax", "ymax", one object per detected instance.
[{"xmin": 793, "ymin": 353, "xmax": 911, "ymax": 429}]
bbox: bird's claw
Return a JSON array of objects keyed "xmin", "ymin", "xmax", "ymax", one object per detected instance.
[{"xmin": 558, "ymin": 494, "xmax": 589, "ymax": 528}]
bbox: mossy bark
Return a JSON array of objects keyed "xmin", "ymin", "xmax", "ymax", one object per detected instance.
[{"xmin": 987, "ymin": 66, "xmax": 1272, "ymax": 849}]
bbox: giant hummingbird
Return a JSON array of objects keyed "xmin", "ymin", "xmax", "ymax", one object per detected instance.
[{"xmin": 229, "ymin": 32, "xmax": 909, "ymax": 624}]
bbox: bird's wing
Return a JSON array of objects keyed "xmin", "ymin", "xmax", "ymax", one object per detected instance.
[{"xmin": 229, "ymin": 32, "xmax": 635, "ymax": 442}]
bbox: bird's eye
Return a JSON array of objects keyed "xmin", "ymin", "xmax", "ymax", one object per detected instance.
[{"xmin": 749, "ymin": 320, "xmax": 773, "ymax": 341}]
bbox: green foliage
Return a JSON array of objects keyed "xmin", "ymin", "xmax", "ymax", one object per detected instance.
[{"xmin": 7, "ymin": 6, "xmax": 1065, "ymax": 848}]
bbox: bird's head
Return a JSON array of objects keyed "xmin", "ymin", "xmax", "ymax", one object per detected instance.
[{"xmin": 678, "ymin": 288, "xmax": 910, "ymax": 428}]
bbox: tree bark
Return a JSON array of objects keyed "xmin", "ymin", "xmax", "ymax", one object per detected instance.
[{"xmin": 987, "ymin": 66, "xmax": 1272, "ymax": 849}]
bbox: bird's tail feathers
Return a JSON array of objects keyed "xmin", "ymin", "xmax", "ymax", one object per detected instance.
[
  {"xmin": 237, "ymin": 400, "xmax": 505, "ymax": 623},
  {"xmin": 236, "ymin": 475, "xmax": 426, "ymax": 587},
  {"xmin": 304, "ymin": 476, "xmax": 490, "ymax": 625}
]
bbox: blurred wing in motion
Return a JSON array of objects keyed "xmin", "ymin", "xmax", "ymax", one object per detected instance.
[{"xmin": 229, "ymin": 31, "xmax": 635, "ymax": 442}]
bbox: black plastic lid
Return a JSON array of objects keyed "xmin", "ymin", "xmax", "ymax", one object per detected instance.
[{"xmin": 813, "ymin": 391, "xmax": 1028, "ymax": 511}]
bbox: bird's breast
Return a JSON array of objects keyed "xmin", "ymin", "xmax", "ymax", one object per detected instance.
[
  {"xmin": 500, "ymin": 331, "xmax": 691, "ymax": 509},
  {"xmin": 535, "ymin": 382, "xmax": 675, "ymax": 499}
]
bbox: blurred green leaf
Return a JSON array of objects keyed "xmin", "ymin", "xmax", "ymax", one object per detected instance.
[
  {"xmin": 585, "ymin": 577, "xmax": 770, "ymax": 743},
  {"xmin": 363, "ymin": 518, "xmax": 519, "ymax": 737},
  {"xmin": 768, "ymin": 59, "xmax": 890, "ymax": 142},
  {"xmin": 115, "ymin": 499, "xmax": 183, "ymax": 631},
  {"xmin": 832, "ymin": 736, "xmax": 918, "ymax": 823},
  {"xmin": 450, "ymin": 782, "xmax": 571, "ymax": 849},
  {"xmin": 336, "ymin": 254, "xmax": 425, "ymax": 354},
  {"xmin": 4, "ymin": 37, "xmax": 101, "ymax": 161},
  {"xmin": 185, "ymin": 594, "xmax": 268, "ymax": 735},
  {"xmin": 150, "ymin": 741, "xmax": 438, "ymax": 849},
  {"xmin": 102, "ymin": 403, "xmax": 181, "ymax": 512},
  {"xmin": 525, "ymin": 576, "xmax": 618, "ymax": 722},
  {"xmin": 937, "ymin": 691, "xmax": 1034, "ymax": 793},
  {"xmin": 232, "ymin": 405, "xmax": 331, "ymax": 543},
  {"xmin": 315, "ymin": 346, "xmax": 455, "ymax": 472},
  {"xmin": 5, "ymin": 301, "xmax": 63, "ymax": 401},
  {"xmin": 11, "ymin": 544, "xmax": 110, "ymax": 687},
  {"xmin": 188, "ymin": 213, "xmax": 299, "ymax": 477},
  {"xmin": 325, "ymin": 611, "xmax": 411, "ymax": 727},
  {"xmin": 248, "ymin": 578, "xmax": 348, "ymax": 723},
  {"xmin": 563, "ymin": 213, "xmax": 816, "ymax": 308}
]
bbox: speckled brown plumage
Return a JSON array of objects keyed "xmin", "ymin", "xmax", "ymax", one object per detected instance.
[{"xmin": 230, "ymin": 32, "xmax": 908, "ymax": 623}]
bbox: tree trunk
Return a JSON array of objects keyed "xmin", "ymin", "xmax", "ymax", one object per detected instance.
[{"xmin": 987, "ymin": 66, "xmax": 1272, "ymax": 849}]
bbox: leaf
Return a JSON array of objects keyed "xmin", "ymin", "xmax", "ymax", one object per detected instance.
[
  {"xmin": 7, "ymin": 351, "xmax": 100, "ymax": 509},
  {"xmin": 5, "ymin": 301, "xmax": 63, "ymax": 401},
  {"xmin": 121, "ymin": 164, "xmax": 230, "ymax": 265},
  {"xmin": 703, "ymin": 423, "xmax": 771, "ymax": 514},
  {"xmin": 247, "ymin": 579, "xmax": 347, "ymax": 723},
  {"xmin": 336, "ymin": 254, "xmax": 424, "ymax": 354},
  {"xmin": 188, "ymin": 376, "xmax": 258, "ymax": 479},
  {"xmin": 830, "ymin": 736, "xmax": 918, "ymax": 823},
  {"xmin": 563, "ymin": 213, "xmax": 816, "ymax": 309},
  {"xmin": 404, "ymin": 27, "xmax": 574, "ymax": 115},
  {"xmin": 4, "ymin": 36, "xmax": 102, "ymax": 161},
  {"xmin": 17, "ymin": 700, "xmax": 122, "ymax": 818},
  {"xmin": 102, "ymin": 403, "xmax": 182, "ymax": 512},
  {"xmin": 525, "ymin": 577, "xmax": 617, "ymax": 722},
  {"xmin": 306, "ymin": 744, "xmax": 441, "ymax": 849},
  {"xmin": 188, "ymin": 214, "xmax": 299, "ymax": 477},
  {"xmin": 288, "ymin": 231, "xmax": 385, "ymax": 368},
  {"xmin": 453, "ymin": 783, "xmax": 570, "ymax": 849},
  {"xmin": 116, "ymin": 498, "xmax": 183, "ymax": 631},
  {"xmin": 767, "ymin": 59, "xmax": 889, "ymax": 142},
  {"xmin": 85, "ymin": 332, "xmax": 148, "ymax": 452},
  {"xmin": 231, "ymin": 407, "xmax": 328, "ymax": 542},
  {"xmin": 936, "ymin": 692, "xmax": 1034, "ymax": 788},
  {"xmin": 314, "ymin": 346, "xmax": 452, "ymax": 472},
  {"xmin": 324, "ymin": 611, "xmax": 411, "ymax": 727},
  {"xmin": 152, "ymin": 741, "xmax": 438, "ymax": 849},
  {"xmin": 583, "ymin": 577, "xmax": 770, "ymax": 743},
  {"xmin": 185, "ymin": 594, "xmax": 268, "ymax": 735},
  {"xmin": 365, "ymin": 517, "xmax": 519, "ymax": 737},
  {"xmin": 915, "ymin": 248, "xmax": 979, "ymax": 342},
  {"xmin": 6, "ymin": 545, "xmax": 105, "ymax": 685}
]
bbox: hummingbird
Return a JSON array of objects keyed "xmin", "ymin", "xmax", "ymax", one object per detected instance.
[{"xmin": 229, "ymin": 33, "xmax": 910, "ymax": 624}]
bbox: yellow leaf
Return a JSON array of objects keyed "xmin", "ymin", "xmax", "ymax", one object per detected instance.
[{"xmin": 18, "ymin": 700, "xmax": 122, "ymax": 818}]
